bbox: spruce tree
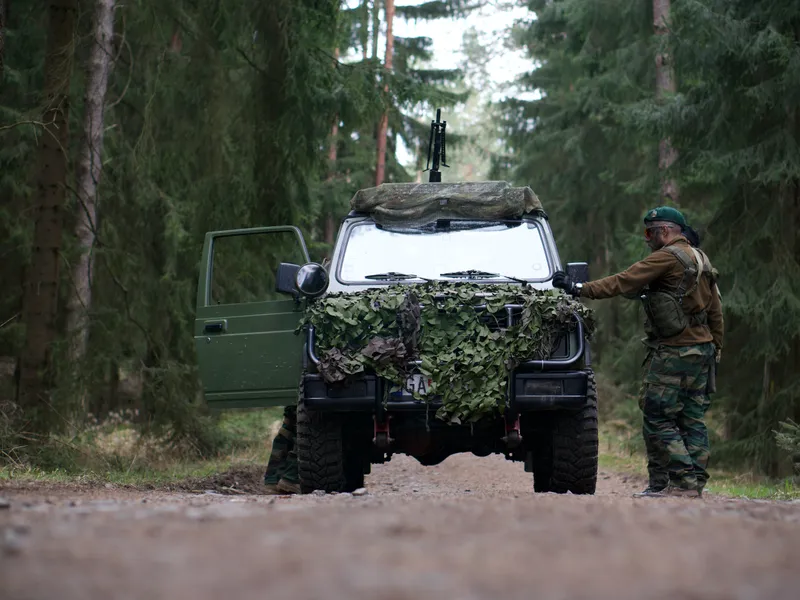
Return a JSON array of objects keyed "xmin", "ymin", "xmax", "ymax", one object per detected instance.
[
  {"xmin": 655, "ymin": 0, "xmax": 800, "ymax": 473},
  {"xmin": 497, "ymin": 0, "xmax": 659, "ymax": 372},
  {"xmin": 17, "ymin": 0, "xmax": 79, "ymax": 434}
]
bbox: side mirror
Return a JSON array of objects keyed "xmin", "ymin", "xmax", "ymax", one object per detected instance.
[
  {"xmin": 276, "ymin": 263, "xmax": 301, "ymax": 296},
  {"xmin": 296, "ymin": 263, "xmax": 329, "ymax": 298},
  {"xmin": 566, "ymin": 262, "xmax": 589, "ymax": 284}
]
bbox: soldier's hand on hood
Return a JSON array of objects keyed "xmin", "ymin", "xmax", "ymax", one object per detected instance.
[{"xmin": 552, "ymin": 270, "xmax": 580, "ymax": 297}]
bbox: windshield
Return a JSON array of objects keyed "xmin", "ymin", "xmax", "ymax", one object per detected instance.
[{"xmin": 339, "ymin": 220, "xmax": 552, "ymax": 283}]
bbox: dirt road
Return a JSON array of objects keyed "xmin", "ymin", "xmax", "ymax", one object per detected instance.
[{"xmin": 2, "ymin": 454, "xmax": 799, "ymax": 600}]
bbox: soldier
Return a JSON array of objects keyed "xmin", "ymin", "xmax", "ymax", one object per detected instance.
[
  {"xmin": 263, "ymin": 406, "xmax": 301, "ymax": 494},
  {"xmin": 552, "ymin": 207, "xmax": 723, "ymax": 498}
]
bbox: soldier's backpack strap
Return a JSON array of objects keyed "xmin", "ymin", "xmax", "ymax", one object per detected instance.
[
  {"xmin": 687, "ymin": 247, "xmax": 705, "ymax": 293},
  {"xmin": 692, "ymin": 248, "xmax": 722, "ymax": 302},
  {"xmin": 661, "ymin": 245, "xmax": 700, "ymax": 300},
  {"xmin": 689, "ymin": 247, "xmax": 722, "ymax": 301}
]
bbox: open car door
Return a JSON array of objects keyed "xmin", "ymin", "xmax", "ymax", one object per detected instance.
[{"xmin": 194, "ymin": 226, "xmax": 309, "ymax": 409}]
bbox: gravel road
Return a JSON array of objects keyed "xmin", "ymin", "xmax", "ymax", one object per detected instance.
[{"xmin": 2, "ymin": 454, "xmax": 799, "ymax": 600}]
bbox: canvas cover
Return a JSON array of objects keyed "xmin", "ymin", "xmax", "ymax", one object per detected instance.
[{"xmin": 350, "ymin": 181, "xmax": 543, "ymax": 225}]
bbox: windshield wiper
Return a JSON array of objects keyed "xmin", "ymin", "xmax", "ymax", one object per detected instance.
[
  {"xmin": 364, "ymin": 272, "xmax": 424, "ymax": 281},
  {"xmin": 440, "ymin": 270, "xmax": 528, "ymax": 284}
]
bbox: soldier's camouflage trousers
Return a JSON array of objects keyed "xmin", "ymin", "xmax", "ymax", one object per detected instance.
[
  {"xmin": 639, "ymin": 342, "xmax": 715, "ymax": 491},
  {"xmin": 264, "ymin": 405, "xmax": 298, "ymax": 485}
]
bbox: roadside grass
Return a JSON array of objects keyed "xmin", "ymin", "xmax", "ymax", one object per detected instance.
[
  {"xmin": 599, "ymin": 427, "xmax": 800, "ymax": 500},
  {"xmin": 2, "ymin": 399, "xmax": 797, "ymax": 501},
  {"xmin": 598, "ymin": 379, "xmax": 800, "ymax": 502},
  {"xmin": 0, "ymin": 408, "xmax": 282, "ymax": 487}
]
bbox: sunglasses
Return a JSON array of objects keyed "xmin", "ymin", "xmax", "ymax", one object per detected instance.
[{"xmin": 644, "ymin": 225, "xmax": 664, "ymax": 241}]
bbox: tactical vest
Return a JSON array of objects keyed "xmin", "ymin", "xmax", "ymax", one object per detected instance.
[{"xmin": 640, "ymin": 245, "xmax": 718, "ymax": 340}]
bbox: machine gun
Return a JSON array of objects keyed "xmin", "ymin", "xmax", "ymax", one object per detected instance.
[{"xmin": 425, "ymin": 108, "xmax": 449, "ymax": 183}]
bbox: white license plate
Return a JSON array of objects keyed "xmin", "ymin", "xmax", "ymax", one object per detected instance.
[{"xmin": 401, "ymin": 374, "xmax": 431, "ymax": 397}]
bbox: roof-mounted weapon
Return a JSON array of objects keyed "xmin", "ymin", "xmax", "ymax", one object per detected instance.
[{"xmin": 424, "ymin": 108, "xmax": 449, "ymax": 183}]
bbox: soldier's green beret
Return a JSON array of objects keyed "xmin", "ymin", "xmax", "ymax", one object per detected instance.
[{"xmin": 643, "ymin": 206, "xmax": 687, "ymax": 228}]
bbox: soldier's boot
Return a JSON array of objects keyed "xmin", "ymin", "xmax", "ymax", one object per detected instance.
[
  {"xmin": 264, "ymin": 467, "xmax": 285, "ymax": 494},
  {"xmin": 276, "ymin": 448, "xmax": 301, "ymax": 495},
  {"xmin": 264, "ymin": 474, "xmax": 285, "ymax": 494},
  {"xmin": 632, "ymin": 485, "xmax": 667, "ymax": 498},
  {"xmin": 264, "ymin": 407, "xmax": 297, "ymax": 494},
  {"xmin": 264, "ymin": 441, "xmax": 291, "ymax": 494}
]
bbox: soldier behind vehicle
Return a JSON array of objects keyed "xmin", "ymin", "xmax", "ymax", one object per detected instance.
[
  {"xmin": 552, "ymin": 207, "xmax": 723, "ymax": 498},
  {"xmin": 263, "ymin": 406, "xmax": 300, "ymax": 494}
]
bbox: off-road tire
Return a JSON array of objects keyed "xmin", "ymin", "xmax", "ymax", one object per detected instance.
[
  {"xmin": 296, "ymin": 398, "xmax": 346, "ymax": 493},
  {"xmin": 532, "ymin": 371, "xmax": 599, "ymax": 495}
]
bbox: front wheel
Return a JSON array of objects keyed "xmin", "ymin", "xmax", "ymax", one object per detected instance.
[
  {"xmin": 296, "ymin": 398, "xmax": 368, "ymax": 493},
  {"xmin": 296, "ymin": 398, "xmax": 346, "ymax": 493},
  {"xmin": 531, "ymin": 371, "xmax": 599, "ymax": 495}
]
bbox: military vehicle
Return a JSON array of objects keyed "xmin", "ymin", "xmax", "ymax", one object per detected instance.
[{"xmin": 193, "ymin": 112, "xmax": 598, "ymax": 494}]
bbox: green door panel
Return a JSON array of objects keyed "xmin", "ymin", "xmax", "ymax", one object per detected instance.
[
  {"xmin": 195, "ymin": 300, "xmax": 305, "ymax": 408},
  {"xmin": 194, "ymin": 227, "xmax": 310, "ymax": 409}
]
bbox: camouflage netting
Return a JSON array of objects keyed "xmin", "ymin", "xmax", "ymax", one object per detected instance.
[
  {"xmin": 350, "ymin": 181, "xmax": 543, "ymax": 226},
  {"xmin": 299, "ymin": 282, "xmax": 594, "ymax": 424}
]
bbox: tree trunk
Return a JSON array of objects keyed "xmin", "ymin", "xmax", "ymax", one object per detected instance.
[
  {"xmin": 653, "ymin": 0, "xmax": 679, "ymax": 204},
  {"xmin": 375, "ymin": 0, "xmax": 394, "ymax": 186},
  {"xmin": 66, "ymin": 0, "xmax": 115, "ymax": 369},
  {"xmin": 324, "ymin": 49, "xmax": 340, "ymax": 247},
  {"xmin": 255, "ymin": 0, "xmax": 293, "ymax": 226},
  {"xmin": 0, "ymin": 0, "xmax": 7, "ymax": 79},
  {"xmin": 325, "ymin": 120, "xmax": 339, "ymax": 246},
  {"xmin": 371, "ymin": 0, "xmax": 381, "ymax": 61},
  {"xmin": 17, "ymin": 0, "xmax": 78, "ymax": 433},
  {"xmin": 360, "ymin": 0, "xmax": 369, "ymax": 61}
]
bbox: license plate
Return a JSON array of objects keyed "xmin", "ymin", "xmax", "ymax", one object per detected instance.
[{"xmin": 394, "ymin": 374, "xmax": 431, "ymax": 397}]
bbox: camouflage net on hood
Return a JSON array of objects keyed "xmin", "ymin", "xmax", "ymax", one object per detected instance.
[{"xmin": 299, "ymin": 282, "xmax": 594, "ymax": 424}]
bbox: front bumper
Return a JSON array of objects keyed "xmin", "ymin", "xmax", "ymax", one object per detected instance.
[{"xmin": 303, "ymin": 370, "xmax": 591, "ymax": 412}]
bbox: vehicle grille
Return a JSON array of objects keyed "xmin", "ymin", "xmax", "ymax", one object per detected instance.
[{"xmin": 471, "ymin": 305, "xmax": 571, "ymax": 359}]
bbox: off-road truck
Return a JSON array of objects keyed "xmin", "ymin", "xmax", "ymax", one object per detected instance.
[{"xmin": 193, "ymin": 181, "xmax": 599, "ymax": 495}]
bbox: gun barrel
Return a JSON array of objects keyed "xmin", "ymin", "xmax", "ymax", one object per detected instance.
[{"xmin": 425, "ymin": 108, "xmax": 449, "ymax": 183}]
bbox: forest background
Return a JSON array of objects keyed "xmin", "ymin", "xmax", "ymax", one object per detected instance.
[{"xmin": 0, "ymin": 0, "xmax": 798, "ymax": 481}]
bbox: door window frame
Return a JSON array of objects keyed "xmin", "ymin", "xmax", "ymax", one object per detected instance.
[{"xmin": 197, "ymin": 226, "xmax": 311, "ymax": 309}]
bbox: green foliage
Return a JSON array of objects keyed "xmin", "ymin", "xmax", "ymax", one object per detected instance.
[
  {"xmin": 0, "ymin": 0, "xmax": 488, "ymax": 455},
  {"xmin": 775, "ymin": 420, "xmax": 800, "ymax": 474},
  {"xmin": 654, "ymin": 0, "xmax": 800, "ymax": 474},
  {"xmin": 495, "ymin": 0, "xmax": 658, "ymax": 384},
  {"xmin": 500, "ymin": 0, "xmax": 800, "ymax": 474},
  {"xmin": 301, "ymin": 282, "xmax": 593, "ymax": 423},
  {"xmin": 0, "ymin": 2, "xmax": 47, "ymax": 357}
]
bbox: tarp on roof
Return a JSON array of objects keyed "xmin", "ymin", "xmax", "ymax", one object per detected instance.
[{"xmin": 350, "ymin": 181, "xmax": 542, "ymax": 226}]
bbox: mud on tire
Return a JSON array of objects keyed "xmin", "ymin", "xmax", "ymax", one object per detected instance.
[{"xmin": 533, "ymin": 371, "xmax": 599, "ymax": 495}]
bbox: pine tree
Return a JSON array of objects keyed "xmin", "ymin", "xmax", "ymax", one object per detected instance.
[
  {"xmin": 497, "ymin": 0, "xmax": 659, "ymax": 372},
  {"xmin": 315, "ymin": 0, "xmax": 473, "ymax": 256},
  {"xmin": 387, "ymin": 1, "xmax": 473, "ymax": 179},
  {"xmin": 653, "ymin": 0, "xmax": 678, "ymax": 203},
  {"xmin": 0, "ymin": 3, "xmax": 47, "ymax": 367},
  {"xmin": 66, "ymin": 0, "xmax": 116, "ymax": 369},
  {"xmin": 501, "ymin": 0, "xmax": 800, "ymax": 475},
  {"xmin": 375, "ymin": 0, "xmax": 395, "ymax": 185},
  {"xmin": 0, "ymin": 0, "xmax": 6, "ymax": 79},
  {"xmin": 653, "ymin": 0, "xmax": 800, "ymax": 473},
  {"xmin": 17, "ymin": 0, "xmax": 79, "ymax": 433},
  {"xmin": 0, "ymin": 0, "xmax": 485, "ymax": 455}
]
